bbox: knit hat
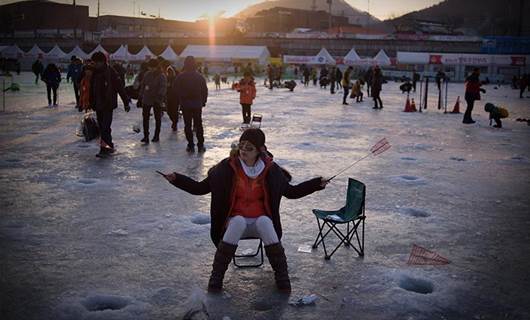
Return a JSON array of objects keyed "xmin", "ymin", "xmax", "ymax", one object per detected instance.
[
  {"xmin": 484, "ymin": 102, "xmax": 494, "ymax": 112},
  {"xmin": 239, "ymin": 128, "xmax": 265, "ymax": 150}
]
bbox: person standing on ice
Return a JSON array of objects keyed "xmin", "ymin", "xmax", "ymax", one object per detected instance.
[
  {"xmin": 341, "ymin": 66, "xmax": 353, "ymax": 105},
  {"xmin": 364, "ymin": 67, "xmax": 373, "ymax": 97},
  {"xmin": 166, "ymin": 66, "xmax": 181, "ymax": 132},
  {"xmin": 32, "ymin": 58, "xmax": 44, "ymax": 85},
  {"xmin": 519, "ymin": 74, "xmax": 528, "ymax": 99},
  {"xmin": 329, "ymin": 66, "xmax": 337, "ymax": 94},
  {"xmin": 139, "ymin": 59, "xmax": 167, "ymax": 144},
  {"xmin": 41, "ymin": 63, "xmax": 61, "ymax": 107},
  {"xmin": 89, "ymin": 51, "xmax": 130, "ymax": 158},
  {"xmin": 174, "ymin": 56, "xmax": 208, "ymax": 153},
  {"xmin": 371, "ymin": 66, "xmax": 384, "ymax": 109},
  {"xmin": 463, "ymin": 68, "xmax": 485, "ymax": 124},
  {"xmin": 161, "ymin": 128, "xmax": 328, "ymax": 293},
  {"xmin": 66, "ymin": 56, "xmax": 83, "ymax": 111},
  {"xmin": 237, "ymin": 71, "xmax": 256, "ymax": 124}
]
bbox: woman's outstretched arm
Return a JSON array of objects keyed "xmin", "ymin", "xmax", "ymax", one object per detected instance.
[{"xmin": 163, "ymin": 172, "xmax": 211, "ymax": 195}]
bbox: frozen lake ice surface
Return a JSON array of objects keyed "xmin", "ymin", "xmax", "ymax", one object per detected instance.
[{"xmin": 1, "ymin": 72, "xmax": 530, "ymax": 320}]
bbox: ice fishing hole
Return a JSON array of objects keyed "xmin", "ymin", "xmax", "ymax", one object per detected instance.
[
  {"xmin": 399, "ymin": 175, "xmax": 419, "ymax": 181},
  {"xmin": 398, "ymin": 276, "xmax": 434, "ymax": 294},
  {"xmin": 400, "ymin": 208, "xmax": 430, "ymax": 218},
  {"xmin": 82, "ymin": 295, "xmax": 129, "ymax": 311},
  {"xmin": 78, "ymin": 179, "xmax": 97, "ymax": 185}
]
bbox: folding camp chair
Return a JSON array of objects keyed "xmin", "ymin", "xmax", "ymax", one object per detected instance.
[
  {"xmin": 312, "ymin": 178, "xmax": 366, "ymax": 260},
  {"xmin": 233, "ymin": 237, "xmax": 264, "ymax": 268},
  {"xmin": 249, "ymin": 114, "xmax": 262, "ymax": 129}
]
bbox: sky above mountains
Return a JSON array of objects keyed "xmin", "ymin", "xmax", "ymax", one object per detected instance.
[{"xmin": 2, "ymin": 0, "xmax": 443, "ymax": 21}]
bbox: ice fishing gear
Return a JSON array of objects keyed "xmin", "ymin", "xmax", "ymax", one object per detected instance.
[{"xmin": 327, "ymin": 138, "xmax": 391, "ymax": 182}]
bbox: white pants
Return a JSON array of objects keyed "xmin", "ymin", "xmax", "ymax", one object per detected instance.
[{"xmin": 222, "ymin": 215, "xmax": 279, "ymax": 246}]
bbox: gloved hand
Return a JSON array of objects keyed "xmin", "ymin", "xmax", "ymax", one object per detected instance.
[
  {"xmin": 124, "ymin": 104, "xmax": 131, "ymax": 112},
  {"xmin": 480, "ymin": 88, "xmax": 486, "ymax": 93}
]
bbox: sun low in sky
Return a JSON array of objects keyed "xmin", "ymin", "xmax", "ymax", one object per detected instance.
[{"xmin": 3, "ymin": 0, "xmax": 444, "ymax": 21}]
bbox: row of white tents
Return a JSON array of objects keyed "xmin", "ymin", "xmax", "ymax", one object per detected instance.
[
  {"xmin": 0, "ymin": 44, "xmax": 178, "ymax": 62},
  {"xmin": 1, "ymin": 43, "xmax": 390, "ymax": 66},
  {"xmin": 283, "ymin": 47, "xmax": 392, "ymax": 66}
]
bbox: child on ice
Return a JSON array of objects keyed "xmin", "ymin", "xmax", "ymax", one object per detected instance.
[{"xmin": 484, "ymin": 103, "xmax": 509, "ymax": 128}]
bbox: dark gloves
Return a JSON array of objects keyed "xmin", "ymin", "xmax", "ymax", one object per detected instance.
[{"xmin": 480, "ymin": 88, "xmax": 486, "ymax": 94}]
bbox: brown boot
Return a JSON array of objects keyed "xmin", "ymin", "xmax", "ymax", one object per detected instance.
[
  {"xmin": 265, "ymin": 242, "xmax": 291, "ymax": 293},
  {"xmin": 208, "ymin": 241, "xmax": 237, "ymax": 293}
]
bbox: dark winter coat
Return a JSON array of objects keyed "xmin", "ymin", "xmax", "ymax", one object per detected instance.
[
  {"xmin": 465, "ymin": 73, "xmax": 481, "ymax": 101},
  {"xmin": 170, "ymin": 156, "xmax": 324, "ymax": 246},
  {"xmin": 41, "ymin": 66, "xmax": 61, "ymax": 87},
  {"xmin": 372, "ymin": 72, "xmax": 383, "ymax": 95},
  {"xmin": 32, "ymin": 60, "xmax": 44, "ymax": 75},
  {"xmin": 66, "ymin": 63, "xmax": 83, "ymax": 84},
  {"xmin": 174, "ymin": 65, "xmax": 207, "ymax": 110},
  {"xmin": 139, "ymin": 69, "xmax": 167, "ymax": 106},
  {"xmin": 89, "ymin": 64, "xmax": 129, "ymax": 112}
]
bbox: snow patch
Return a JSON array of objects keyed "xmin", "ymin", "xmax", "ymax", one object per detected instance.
[
  {"xmin": 190, "ymin": 213, "xmax": 210, "ymax": 225},
  {"xmin": 398, "ymin": 275, "xmax": 434, "ymax": 294}
]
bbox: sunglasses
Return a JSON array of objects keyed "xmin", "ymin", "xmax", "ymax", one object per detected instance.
[{"xmin": 238, "ymin": 142, "xmax": 257, "ymax": 152}]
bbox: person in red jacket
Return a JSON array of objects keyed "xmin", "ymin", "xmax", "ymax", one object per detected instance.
[
  {"xmin": 463, "ymin": 68, "xmax": 485, "ymax": 124},
  {"xmin": 162, "ymin": 128, "xmax": 328, "ymax": 293},
  {"xmin": 237, "ymin": 71, "xmax": 256, "ymax": 124}
]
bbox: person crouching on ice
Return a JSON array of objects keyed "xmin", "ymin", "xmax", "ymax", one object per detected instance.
[
  {"xmin": 162, "ymin": 128, "xmax": 328, "ymax": 293},
  {"xmin": 484, "ymin": 103, "xmax": 509, "ymax": 128}
]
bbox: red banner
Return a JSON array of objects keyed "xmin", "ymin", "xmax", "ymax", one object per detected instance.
[{"xmin": 429, "ymin": 55, "xmax": 442, "ymax": 64}]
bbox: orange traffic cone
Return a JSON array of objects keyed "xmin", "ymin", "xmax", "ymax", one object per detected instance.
[
  {"xmin": 403, "ymin": 96, "xmax": 415, "ymax": 112},
  {"xmin": 450, "ymin": 96, "xmax": 461, "ymax": 113},
  {"xmin": 410, "ymin": 98, "xmax": 417, "ymax": 112}
]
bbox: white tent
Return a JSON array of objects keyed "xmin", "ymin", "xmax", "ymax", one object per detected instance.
[
  {"xmin": 25, "ymin": 44, "xmax": 45, "ymax": 59},
  {"xmin": 180, "ymin": 45, "xmax": 270, "ymax": 65},
  {"xmin": 373, "ymin": 49, "xmax": 391, "ymax": 66},
  {"xmin": 45, "ymin": 44, "xmax": 67, "ymax": 60},
  {"xmin": 110, "ymin": 45, "xmax": 131, "ymax": 61},
  {"xmin": 66, "ymin": 45, "xmax": 89, "ymax": 60},
  {"xmin": 159, "ymin": 45, "xmax": 178, "ymax": 62},
  {"xmin": 0, "ymin": 45, "xmax": 24, "ymax": 59},
  {"xmin": 130, "ymin": 46, "xmax": 154, "ymax": 61},
  {"xmin": 283, "ymin": 48, "xmax": 335, "ymax": 65},
  {"xmin": 314, "ymin": 48, "xmax": 336, "ymax": 65},
  {"xmin": 88, "ymin": 44, "xmax": 108, "ymax": 57},
  {"xmin": 343, "ymin": 48, "xmax": 361, "ymax": 65}
]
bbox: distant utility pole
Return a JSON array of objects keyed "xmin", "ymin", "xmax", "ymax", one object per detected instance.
[
  {"xmin": 73, "ymin": 0, "xmax": 76, "ymax": 41},
  {"xmin": 519, "ymin": 0, "xmax": 524, "ymax": 36},
  {"xmin": 133, "ymin": 1, "xmax": 136, "ymax": 17},
  {"xmin": 327, "ymin": 0, "xmax": 332, "ymax": 31},
  {"xmin": 367, "ymin": 0, "xmax": 370, "ymax": 31},
  {"xmin": 97, "ymin": 0, "xmax": 100, "ymax": 17}
]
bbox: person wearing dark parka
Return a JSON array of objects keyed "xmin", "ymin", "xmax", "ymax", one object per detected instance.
[
  {"xmin": 89, "ymin": 51, "xmax": 130, "ymax": 158},
  {"xmin": 174, "ymin": 56, "xmax": 208, "ymax": 153},
  {"xmin": 161, "ymin": 128, "xmax": 329, "ymax": 293}
]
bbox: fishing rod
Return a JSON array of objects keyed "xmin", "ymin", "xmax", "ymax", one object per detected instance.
[{"xmin": 327, "ymin": 138, "xmax": 391, "ymax": 182}]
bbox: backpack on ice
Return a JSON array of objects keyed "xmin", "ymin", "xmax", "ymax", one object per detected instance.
[
  {"xmin": 81, "ymin": 112, "xmax": 99, "ymax": 142},
  {"xmin": 498, "ymin": 107, "xmax": 509, "ymax": 118}
]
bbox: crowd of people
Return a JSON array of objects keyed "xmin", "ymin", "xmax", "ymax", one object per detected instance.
[{"xmin": 22, "ymin": 52, "xmax": 528, "ymax": 157}]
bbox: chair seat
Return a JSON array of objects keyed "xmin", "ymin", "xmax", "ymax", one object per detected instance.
[{"xmin": 312, "ymin": 208, "xmax": 362, "ymax": 224}]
